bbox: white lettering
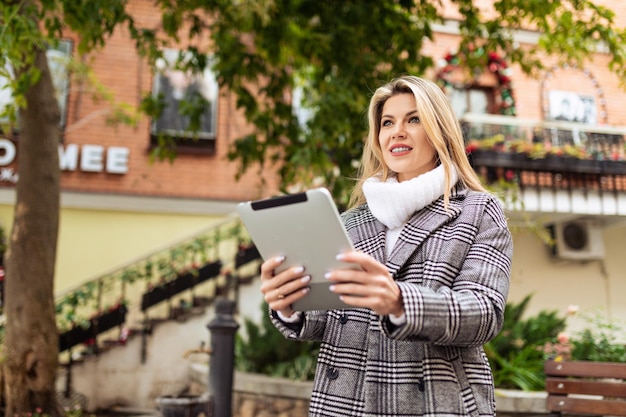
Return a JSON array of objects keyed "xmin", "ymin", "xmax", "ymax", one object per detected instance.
[
  {"xmin": 0, "ymin": 141, "xmax": 129, "ymax": 177},
  {"xmin": 58, "ymin": 143, "xmax": 79, "ymax": 171},
  {"xmin": 0, "ymin": 167, "xmax": 17, "ymax": 183},
  {"xmin": 80, "ymin": 144, "xmax": 104, "ymax": 172},
  {"xmin": 106, "ymin": 147, "xmax": 129, "ymax": 174},
  {"xmin": 0, "ymin": 139, "xmax": 16, "ymax": 166}
]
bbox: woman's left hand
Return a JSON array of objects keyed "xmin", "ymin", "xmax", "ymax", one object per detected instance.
[{"xmin": 326, "ymin": 251, "xmax": 404, "ymax": 316}]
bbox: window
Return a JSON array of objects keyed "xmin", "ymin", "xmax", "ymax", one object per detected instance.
[
  {"xmin": 151, "ymin": 49, "xmax": 219, "ymax": 153},
  {"xmin": 448, "ymin": 86, "xmax": 492, "ymax": 119},
  {"xmin": 0, "ymin": 40, "xmax": 72, "ymax": 129}
]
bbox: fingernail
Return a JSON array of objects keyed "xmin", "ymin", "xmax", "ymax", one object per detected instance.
[
  {"xmin": 324, "ymin": 272, "xmax": 332, "ymax": 279},
  {"xmin": 293, "ymin": 266, "xmax": 304, "ymax": 274},
  {"xmin": 302, "ymin": 287, "xmax": 310, "ymax": 294},
  {"xmin": 336, "ymin": 253, "xmax": 345, "ymax": 261},
  {"xmin": 329, "ymin": 285, "xmax": 335, "ymax": 292},
  {"xmin": 301, "ymin": 275, "xmax": 311, "ymax": 283},
  {"xmin": 275, "ymin": 255, "xmax": 285, "ymax": 262}
]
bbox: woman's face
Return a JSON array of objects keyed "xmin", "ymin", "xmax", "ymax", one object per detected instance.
[{"xmin": 378, "ymin": 93, "xmax": 436, "ymax": 182}]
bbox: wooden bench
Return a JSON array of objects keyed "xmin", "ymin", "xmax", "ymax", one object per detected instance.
[{"xmin": 544, "ymin": 360, "xmax": 626, "ymax": 416}]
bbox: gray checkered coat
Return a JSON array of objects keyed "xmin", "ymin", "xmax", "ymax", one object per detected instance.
[{"xmin": 271, "ymin": 186, "xmax": 513, "ymax": 417}]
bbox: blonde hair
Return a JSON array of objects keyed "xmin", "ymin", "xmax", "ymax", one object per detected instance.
[{"xmin": 348, "ymin": 75, "xmax": 486, "ymax": 208}]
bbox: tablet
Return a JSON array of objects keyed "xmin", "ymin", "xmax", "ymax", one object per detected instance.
[{"xmin": 236, "ymin": 187, "xmax": 357, "ymax": 311}]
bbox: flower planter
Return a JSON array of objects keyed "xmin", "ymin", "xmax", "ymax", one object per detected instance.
[
  {"xmin": 234, "ymin": 245, "xmax": 260, "ymax": 268},
  {"xmin": 141, "ymin": 282, "xmax": 174, "ymax": 311},
  {"xmin": 196, "ymin": 260, "xmax": 222, "ymax": 284},
  {"xmin": 92, "ymin": 305, "xmax": 127, "ymax": 333},
  {"xmin": 140, "ymin": 261, "xmax": 224, "ymax": 311},
  {"xmin": 171, "ymin": 272, "xmax": 195, "ymax": 294},
  {"xmin": 469, "ymin": 150, "xmax": 626, "ymax": 176},
  {"xmin": 59, "ymin": 305, "xmax": 129, "ymax": 352},
  {"xmin": 59, "ymin": 325, "xmax": 96, "ymax": 352}
]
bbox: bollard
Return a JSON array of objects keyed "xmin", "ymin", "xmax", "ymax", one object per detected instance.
[{"xmin": 207, "ymin": 298, "xmax": 239, "ymax": 417}]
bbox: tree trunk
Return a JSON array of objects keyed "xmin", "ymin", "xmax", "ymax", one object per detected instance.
[{"xmin": 2, "ymin": 18, "xmax": 62, "ymax": 417}]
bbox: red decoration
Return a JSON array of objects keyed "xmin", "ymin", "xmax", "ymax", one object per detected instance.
[{"xmin": 436, "ymin": 50, "xmax": 517, "ymax": 116}]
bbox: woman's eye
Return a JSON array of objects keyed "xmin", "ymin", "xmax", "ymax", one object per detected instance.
[
  {"xmin": 409, "ymin": 116, "xmax": 420, "ymax": 123},
  {"xmin": 382, "ymin": 120, "xmax": 392, "ymax": 127}
]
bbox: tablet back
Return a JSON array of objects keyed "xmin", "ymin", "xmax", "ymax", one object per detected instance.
[{"xmin": 236, "ymin": 188, "xmax": 354, "ymax": 311}]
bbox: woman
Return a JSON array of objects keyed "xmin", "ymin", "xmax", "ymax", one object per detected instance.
[{"xmin": 260, "ymin": 75, "xmax": 513, "ymax": 416}]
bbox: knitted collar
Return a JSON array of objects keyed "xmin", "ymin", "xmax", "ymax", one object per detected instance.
[{"xmin": 362, "ymin": 164, "xmax": 459, "ymax": 229}]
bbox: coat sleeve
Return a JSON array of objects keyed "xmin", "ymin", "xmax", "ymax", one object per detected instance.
[
  {"xmin": 382, "ymin": 196, "xmax": 512, "ymax": 347},
  {"xmin": 269, "ymin": 308, "xmax": 328, "ymax": 342}
]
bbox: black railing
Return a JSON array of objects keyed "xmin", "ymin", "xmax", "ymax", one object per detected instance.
[{"xmin": 52, "ymin": 215, "xmax": 259, "ymax": 357}]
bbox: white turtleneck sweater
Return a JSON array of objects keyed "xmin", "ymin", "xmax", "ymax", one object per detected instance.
[{"xmin": 362, "ymin": 164, "xmax": 458, "ymax": 256}]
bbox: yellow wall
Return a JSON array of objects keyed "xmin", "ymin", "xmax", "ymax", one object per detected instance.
[
  {"xmin": 0, "ymin": 202, "xmax": 228, "ymax": 295},
  {"xmin": 55, "ymin": 208, "xmax": 227, "ymax": 294},
  {"xmin": 508, "ymin": 224, "xmax": 626, "ymax": 333}
]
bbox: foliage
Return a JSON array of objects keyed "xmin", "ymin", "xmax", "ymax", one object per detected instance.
[
  {"xmin": 568, "ymin": 310, "xmax": 626, "ymax": 363},
  {"xmin": 484, "ymin": 294, "xmax": 567, "ymax": 391},
  {"xmin": 488, "ymin": 297, "xmax": 626, "ymax": 391},
  {"xmin": 1, "ymin": 0, "xmax": 626, "ymax": 413},
  {"xmin": 235, "ymin": 303, "xmax": 319, "ymax": 381},
  {"xmin": 204, "ymin": 0, "xmax": 626, "ymax": 204},
  {"xmin": 7, "ymin": 1, "xmax": 613, "ymax": 204}
]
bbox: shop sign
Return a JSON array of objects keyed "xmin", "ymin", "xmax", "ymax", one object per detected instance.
[{"xmin": 0, "ymin": 139, "xmax": 129, "ymax": 183}]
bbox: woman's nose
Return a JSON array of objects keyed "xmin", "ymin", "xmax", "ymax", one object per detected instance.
[{"xmin": 392, "ymin": 124, "xmax": 406, "ymax": 138}]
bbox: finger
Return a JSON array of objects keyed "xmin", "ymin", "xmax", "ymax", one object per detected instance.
[
  {"xmin": 336, "ymin": 251, "xmax": 388, "ymax": 275},
  {"xmin": 260, "ymin": 255, "xmax": 286, "ymax": 281},
  {"xmin": 266, "ymin": 285, "xmax": 310, "ymax": 311},
  {"xmin": 329, "ymin": 281, "xmax": 375, "ymax": 298},
  {"xmin": 265, "ymin": 274, "xmax": 310, "ymax": 303},
  {"xmin": 260, "ymin": 265, "xmax": 307, "ymax": 296}
]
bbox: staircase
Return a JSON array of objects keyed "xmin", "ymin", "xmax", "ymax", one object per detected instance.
[{"xmin": 49, "ymin": 214, "xmax": 262, "ymax": 411}]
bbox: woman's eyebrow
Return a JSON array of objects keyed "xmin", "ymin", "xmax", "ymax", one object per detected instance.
[{"xmin": 381, "ymin": 109, "xmax": 418, "ymax": 119}]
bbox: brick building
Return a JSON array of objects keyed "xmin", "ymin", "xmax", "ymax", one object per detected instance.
[
  {"xmin": 0, "ymin": 0, "xmax": 626, "ymax": 410},
  {"xmin": 0, "ymin": 1, "xmax": 625, "ymax": 408},
  {"xmin": 0, "ymin": 0, "xmax": 624, "ymax": 314}
]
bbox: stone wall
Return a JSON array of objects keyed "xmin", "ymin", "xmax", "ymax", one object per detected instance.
[{"xmin": 190, "ymin": 365, "xmax": 312, "ymax": 417}]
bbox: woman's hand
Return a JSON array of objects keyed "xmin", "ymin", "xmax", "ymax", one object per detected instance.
[
  {"xmin": 259, "ymin": 255, "xmax": 310, "ymax": 318},
  {"xmin": 326, "ymin": 251, "xmax": 404, "ymax": 316}
]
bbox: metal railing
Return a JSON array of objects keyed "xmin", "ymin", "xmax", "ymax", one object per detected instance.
[
  {"xmin": 461, "ymin": 113, "xmax": 626, "ymax": 162},
  {"xmin": 462, "ymin": 114, "xmax": 626, "ymax": 196}
]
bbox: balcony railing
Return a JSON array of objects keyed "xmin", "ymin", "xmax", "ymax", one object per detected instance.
[{"xmin": 461, "ymin": 113, "xmax": 626, "ymax": 194}]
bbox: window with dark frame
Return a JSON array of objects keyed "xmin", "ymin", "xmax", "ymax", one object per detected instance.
[
  {"xmin": 0, "ymin": 39, "xmax": 72, "ymax": 131},
  {"xmin": 150, "ymin": 49, "xmax": 219, "ymax": 154}
]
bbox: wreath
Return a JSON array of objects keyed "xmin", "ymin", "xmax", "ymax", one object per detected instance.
[{"xmin": 436, "ymin": 51, "xmax": 516, "ymax": 116}]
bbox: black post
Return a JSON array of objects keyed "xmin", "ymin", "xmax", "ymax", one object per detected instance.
[{"xmin": 207, "ymin": 298, "xmax": 239, "ymax": 417}]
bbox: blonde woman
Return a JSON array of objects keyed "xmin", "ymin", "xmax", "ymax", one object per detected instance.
[{"xmin": 260, "ymin": 75, "xmax": 513, "ymax": 416}]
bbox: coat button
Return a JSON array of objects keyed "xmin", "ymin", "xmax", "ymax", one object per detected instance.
[
  {"xmin": 417, "ymin": 379, "xmax": 425, "ymax": 392},
  {"xmin": 339, "ymin": 313, "xmax": 349, "ymax": 324},
  {"xmin": 326, "ymin": 368, "xmax": 339, "ymax": 380}
]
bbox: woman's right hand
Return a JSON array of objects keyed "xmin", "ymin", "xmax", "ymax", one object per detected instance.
[{"xmin": 259, "ymin": 255, "xmax": 311, "ymax": 318}]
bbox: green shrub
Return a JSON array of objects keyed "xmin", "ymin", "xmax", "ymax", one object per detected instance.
[
  {"xmin": 570, "ymin": 310, "xmax": 626, "ymax": 362},
  {"xmin": 235, "ymin": 303, "xmax": 319, "ymax": 381},
  {"xmin": 484, "ymin": 293, "xmax": 567, "ymax": 391}
]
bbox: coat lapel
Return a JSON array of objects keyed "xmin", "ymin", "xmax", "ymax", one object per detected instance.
[{"xmin": 386, "ymin": 188, "xmax": 466, "ymax": 276}]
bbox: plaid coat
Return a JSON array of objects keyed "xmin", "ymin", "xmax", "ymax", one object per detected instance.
[{"xmin": 271, "ymin": 187, "xmax": 513, "ymax": 417}]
